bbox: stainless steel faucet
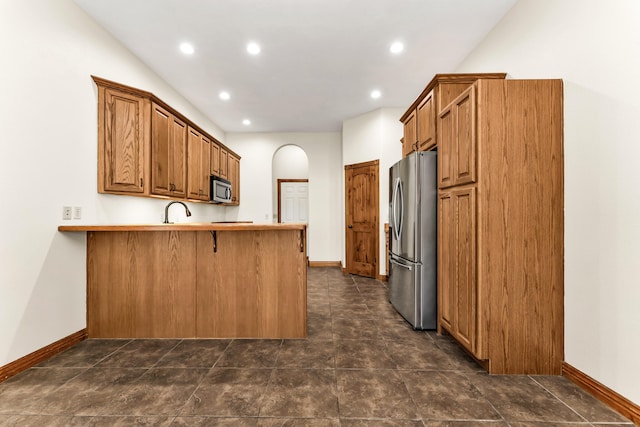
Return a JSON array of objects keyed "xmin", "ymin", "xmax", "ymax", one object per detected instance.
[{"xmin": 163, "ymin": 201, "xmax": 192, "ymax": 224}]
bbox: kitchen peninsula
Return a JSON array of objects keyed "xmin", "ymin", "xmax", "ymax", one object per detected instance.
[{"xmin": 58, "ymin": 223, "xmax": 307, "ymax": 339}]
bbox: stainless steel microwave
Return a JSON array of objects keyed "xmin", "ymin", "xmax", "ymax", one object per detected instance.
[{"xmin": 210, "ymin": 175, "xmax": 232, "ymax": 203}]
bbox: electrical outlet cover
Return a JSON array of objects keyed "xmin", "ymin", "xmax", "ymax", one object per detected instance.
[{"xmin": 62, "ymin": 206, "xmax": 72, "ymax": 220}]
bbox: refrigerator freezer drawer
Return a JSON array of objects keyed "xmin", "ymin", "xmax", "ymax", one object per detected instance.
[{"xmin": 388, "ymin": 255, "xmax": 436, "ymax": 330}]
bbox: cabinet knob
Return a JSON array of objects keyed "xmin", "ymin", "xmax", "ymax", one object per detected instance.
[{"xmin": 348, "ymin": 225, "xmax": 353, "ymax": 228}]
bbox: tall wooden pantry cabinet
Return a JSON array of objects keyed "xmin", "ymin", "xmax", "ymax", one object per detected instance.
[{"xmin": 437, "ymin": 78, "xmax": 564, "ymax": 375}]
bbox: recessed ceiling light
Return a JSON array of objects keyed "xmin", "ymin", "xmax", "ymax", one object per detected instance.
[
  {"xmin": 246, "ymin": 42, "xmax": 261, "ymax": 55},
  {"xmin": 242, "ymin": 119, "xmax": 251, "ymax": 125},
  {"xmin": 179, "ymin": 42, "xmax": 195, "ymax": 55},
  {"xmin": 219, "ymin": 91, "xmax": 230, "ymax": 100},
  {"xmin": 390, "ymin": 41, "xmax": 404, "ymax": 54},
  {"xmin": 371, "ymin": 90, "xmax": 382, "ymax": 99}
]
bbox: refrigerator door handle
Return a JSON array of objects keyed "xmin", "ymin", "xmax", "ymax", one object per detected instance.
[
  {"xmin": 390, "ymin": 257, "xmax": 412, "ymax": 271},
  {"xmin": 397, "ymin": 178, "xmax": 404, "ymax": 243},
  {"xmin": 392, "ymin": 177, "xmax": 403, "ymax": 243}
]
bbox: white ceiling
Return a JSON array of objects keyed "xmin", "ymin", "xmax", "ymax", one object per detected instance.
[{"xmin": 75, "ymin": 0, "xmax": 517, "ymax": 133}]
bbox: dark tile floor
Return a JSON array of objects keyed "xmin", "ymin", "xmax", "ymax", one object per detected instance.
[{"xmin": 0, "ymin": 267, "xmax": 634, "ymax": 426}]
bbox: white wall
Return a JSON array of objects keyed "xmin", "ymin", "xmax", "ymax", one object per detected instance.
[
  {"xmin": 0, "ymin": 0, "xmax": 230, "ymax": 367},
  {"xmin": 225, "ymin": 133, "xmax": 342, "ymax": 263},
  {"xmin": 456, "ymin": 0, "xmax": 640, "ymax": 405},
  {"xmin": 342, "ymin": 108, "xmax": 404, "ymax": 276}
]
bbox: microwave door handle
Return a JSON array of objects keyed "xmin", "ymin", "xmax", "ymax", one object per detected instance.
[{"xmin": 226, "ymin": 187, "xmax": 231, "ymax": 200}]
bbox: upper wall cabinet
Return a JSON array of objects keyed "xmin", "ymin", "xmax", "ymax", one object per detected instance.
[
  {"xmin": 151, "ymin": 103, "xmax": 187, "ymax": 198},
  {"xmin": 93, "ymin": 76, "xmax": 240, "ymax": 205},
  {"xmin": 399, "ymin": 73, "xmax": 506, "ymax": 157},
  {"xmin": 187, "ymin": 127, "xmax": 211, "ymax": 201},
  {"xmin": 96, "ymin": 85, "xmax": 150, "ymax": 195}
]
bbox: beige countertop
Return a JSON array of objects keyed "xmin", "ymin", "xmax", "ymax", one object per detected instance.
[{"xmin": 58, "ymin": 222, "xmax": 306, "ymax": 232}]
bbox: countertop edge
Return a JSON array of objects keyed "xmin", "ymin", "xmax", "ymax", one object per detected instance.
[{"xmin": 58, "ymin": 223, "xmax": 307, "ymax": 232}]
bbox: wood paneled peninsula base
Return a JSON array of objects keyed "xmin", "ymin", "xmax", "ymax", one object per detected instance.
[{"xmin": 58, "ymin": 223, "xmax": 307, "ymax": 339}]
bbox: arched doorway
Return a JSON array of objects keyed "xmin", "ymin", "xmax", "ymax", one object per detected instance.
[{"xmin": 272, "ymin": 145, "xmax": 309, "ymax": 224}]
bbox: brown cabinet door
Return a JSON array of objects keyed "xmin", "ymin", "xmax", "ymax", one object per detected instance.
[
  {"xmin": 187, "ymin": 127, "xmax": 202, "ymax": 200},
  {"xmin": 227, "ymin": 154, "xmax": 240, "ymax": 205},
  {"xmin": 101, "ymin": 88, "xmax": 147, "ymax": 194},
  {"xmin": 438, "ymin": 191, "xmax": 455, "ymax": 332},
  {"xmin": 200, "ymin": 136, "xmax": 211, "ymax": 200},
  {"xmin": 453, "ymin": 86, "xmax": 477, "ymax": 186},
  {"xmin": 417, "ymin": 90, "xmax": 435, "ymax": 151},
  {"xmin": 170, "ymin": 116, "xmax": 187, "ymax": 197},
  {"xmin": 438, "ymin": 85, "xmax": 477, "ymax": 189},
  {"xmin": 187, "ymin": 128, "xmax": 211, "ymax": 201},
  {"xmin": 151, "ymin": 103, "xmax": 187, "ymax": 197},
  {"xmin": 452, "ymin": 187, "xmax": 477, "ymax": 354},
  {"xmin": 151, "ymin": 103, "xmax": 171, "ymax": 196},
  {"xmin": 219, "ymin": 147, "xmax": 228, "ymax": 179},
  {"xmin": 438, "ymin": 187, "xmax": 478, "ymax": 356},
  {"xmin": 210, "ymin": 140, "xmax": 220, "ymax": 176},
  {"xmin": 402, "ymin": 110, "xmax": 417, "ymax": 157},
  {"xmin": 438, "ymin": 105, "xmax": 454, "ymax": 188}
]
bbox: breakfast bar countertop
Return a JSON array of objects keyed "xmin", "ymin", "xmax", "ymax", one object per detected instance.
[{"xmin": 58, "ymin": 222, "xmax": 306, "ymax": 232}]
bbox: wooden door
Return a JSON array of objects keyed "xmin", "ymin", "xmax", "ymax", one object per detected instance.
[
  {"xmin": 187, "ymin": 127, "xmax": 203, "ymax": 199},
  {"xmin": 452, "ymin": 187, "xmax": 477, "ymax": 354},
  {"xmin": 227, "ymin": 154, "xmax": 240, "ymax": 205},
  {"xmin": 200, "ymin": 136, "xmax": 211, "ymax": 200},
  {"xmin": 417, "ymin": 90, "xmax": 435, "ymax": 151},
  {"xmin": 345, "ymin": 160, "xmax": 379, "ymax": 278},
  {"xmin": 101, "ymin": 88, "xmax": 147, "ymax": 194},
  {"xmin": 187, "ymin": 128, "xmax": 211, "ymax": 201},
  {"xmin": 151, "ymin": 103, "xmax": 186, "ymax": 197},
  {"xmin": 219, "ymin": 147, "xmax": 228, "ymax": 179},
  {"xmin": 438, "ymin": 191, "xmax": 454, "ymax": 333},
  {"xmin": 453, "ymin": 86, "xmax": 477, "ymax": 186},
  {"xmin": 211, "ymin": 140, "xmax": 220, "ymax": 176},
  {"xmin": 151, "ymin": 103, "xmax": 171, "ymax": 196},
  {"xmin": 438, "ymin": 105, "xmax": 454, "ymax": 188},
  {"xmin": 402, "ymin": 111, "xmax": 417, "ymax": 157},
  {"xmin": 169, "ymin": 116, "xmax": 187, "ymax": 197}
]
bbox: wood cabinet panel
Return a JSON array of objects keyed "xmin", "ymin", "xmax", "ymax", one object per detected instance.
[
  {"xmin": 437, "ymin": 106, "xmax": 454, "ymax": 188},
  {"xmin": 402, "ymin": 110, "xmax": 417, "ymax": 157},
  {"xmin": 477, "ymin": 79, "xmax": 564, "ymax": 374},
  {"xmin": 210, "ymin": 140, "xmax": 220, "ymax": 176},
  {"xmin": 196, "ymin": 230, "xmax": 306, "ymax": 338},
  {"xmin": 453, "ymin": 87, "xmax": 476, "ymax": 186},
  {"xmin": 86, "ymin": 228, "xmax": 306, "ymax": 339},
  {"xmin": 438, "ymin": 187, "xmax": 479, "ymax": 356},
  {"xmin": 416, "ymin": 90, "xmax": 435, "ymax": 151},
  {"xmin": 187, "ymin": 127, "xmax": 211, "ymax": 201},
  {"xmin": 436, "ymin": 78, "xmax": 563, "ymax": 374},
  {"xmin": 227, "ymin": 153, "xmax": 240, "ymax": 205},
  {"xmin": 437, "ymin": 85, "xmax": 477, "ymax": 188},
  {"xmin": 87, "ymin": 231, "xmax": 197, "ymax": 338},
  {"xmin": 438, "ymin": 192, "xmax": 454, "ymax": 332},
  {"xmin": 151, "ymin": 103, "xmax": 187, "ymax": 197},
  {"xmin": 219, "ymin": 146, "xmax": 228, "ymax": 179},
  {"xmin": 100, "ymin": 88, "xmax": 148, "ymax": 194},
  {"xmin": 453, "ymin": 187, "xmax": 477, "ymax": 354}
]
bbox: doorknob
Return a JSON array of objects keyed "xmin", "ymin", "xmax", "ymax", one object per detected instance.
[{"xmin": 348, "ymin": 225, "xmax": 353, "ymax": 228}]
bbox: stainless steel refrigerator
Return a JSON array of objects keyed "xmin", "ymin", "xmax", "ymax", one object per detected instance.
[{"xmin": 388, "ymin": 151, "xmax": 437, "ymax": 330}]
